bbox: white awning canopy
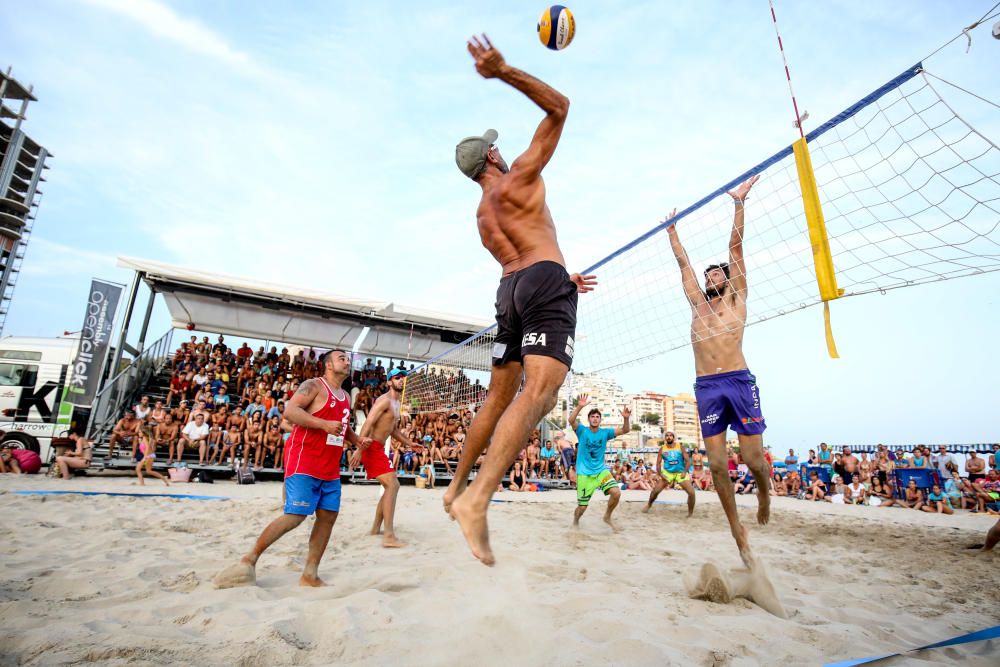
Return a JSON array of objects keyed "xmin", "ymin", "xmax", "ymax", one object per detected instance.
[{"xmin": 116, "ymin": 257, "xmax": 490, "ymax": 361}]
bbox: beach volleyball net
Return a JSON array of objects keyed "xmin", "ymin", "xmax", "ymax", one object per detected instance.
[{"xmin": 403, "ymin": 63, "xmax": 1000, "ymax": 414}]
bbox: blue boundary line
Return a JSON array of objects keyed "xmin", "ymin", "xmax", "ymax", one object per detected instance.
[
  {"xmin": 824, "ymin": 624, "xmax": 1000, "ymax": 666},
  {"xmin": 14, "ymin": 490, "xmax": 231, "ymax": 501},
  {"xmin": 412, "ymin": 63, "xmax": 923, "ymax": 373}
]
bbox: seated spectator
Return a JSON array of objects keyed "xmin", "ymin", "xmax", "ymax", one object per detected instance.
[
  {"xmin": 134, "ymin": 395, "xmax": 153, "ymax": 423},
  {"xmin": 972, "ymin": 470, "xmax": 1000, "ymax": 513},
  {"xmin": 154, "ymin": 413, "xmax": 179, "ymax": 458},
  {"xmin": 727, "ymin": 447, "xmax": 739, "ymax": 480},
  {"xmin": 826, "ymin": 475, "xmax": 848, "ymax": 503},
  {"xmin": 734, "ymin": 467, "xmax": 756, "ymax": 495},
  {"xmin": 54, "ymin": 432, "xmax": 92, "ymax": 479},
  {"xmin": 173, "ymin": 412, "xmax": 210, "ymax": 465},
  {"xmin": 770, "ymin": 472, "xmax": 787, "ymax": 496},
  {"xmin": 901, "ymin": 479, "xmax": 926, "ymax": 510},
  {"xmin": 508, "ymin": 461, "xmax": 529, "ymax": 491},
  {"xmin": 108, "ymin": 409, "xmax": 142, "ymax": 460},
  {"xmin": 693, "ymin": 465, "xmax": 713, "ymax": 491},
  {"xmin": 172, "ymin": 400, "xmax": 191, "ymax": 426},
  {"xmin": 213, "ymin": 386, "xmax": 231, "ymax": 407},
  {"xmin": 399, "ymin": 442, "xmax": 417, "ymax": 474},
  {"xmin": 869, "ymin": 476, "xmax": 897, "ymax": 507},
  {"xmin": 626, "ymin": 464, "xmax": 651, "ymax": 491},
  {"xmin": 418, "ymin": 461, "xmax": 435, "ymax": 489},
  {"xmin": 805, "ymin": 471, "xmax": 826, "ymax": 501},
  {"xmin": 165, "ymin": 372, "xmax": 189, "ymax": 407},
  {"xmin": 539, "ymin": 439, "xmax": 558, "ymax": 478},
  {"xmin": 847, "ymin": 474, "xmax": 866, "ymax": 505},
  {"xmin": 149, "ymin": 400, "xmax": 168, "ymax": 425},
  {"xmin": 922, "ymin": 484, "xmax": 954, "ymax": 515},
  {"xmin": 0, "ymin": 443, "xmax": 42, "ymax": 474},
  {"xmin": 944, "ymin": 471, "xmax": 967, "ymax": 509}
]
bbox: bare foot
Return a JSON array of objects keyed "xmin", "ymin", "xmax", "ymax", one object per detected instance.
[
  {"xmin": 162, "ymin": 478, "xmax": 170, "ymax": 486},
  {"xmin": 382, "ymin": 535, "xmax": 405, "ymax": 549},
  {"xmin": 603, "ymin": 514, "xmax": 620, "ymax": 532},
  {"xmin": 449, "ymin": 494, "xmax": 495, "ymax": 566},
  {"xmin": 299, "ymin": 574, "xmax": 326, "ymax": 587},
  {"xmin": 641, "ymin": 504, "xmax": 651, "ymax": 514},
  {"xmin": 370, "ymin": 528, "xmax": 383, "ymax": 536},
  {"xmin": 443, "ymin": 479, "xmax": 466, "ymax": 516},
  {"xmin": 757, "ymin": 489, "xmax": 770, "ymax": 525}
]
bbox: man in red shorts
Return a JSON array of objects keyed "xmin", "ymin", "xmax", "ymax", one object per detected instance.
[
  {"xmin": 214, "ymin": 350, "xmax": 371, "ymax": 588},
  {"xmin": 351, "ymin": 367, "xmax": 416, "ymax": 548}
]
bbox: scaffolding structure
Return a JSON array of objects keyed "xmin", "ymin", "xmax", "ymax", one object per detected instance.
[{"xmin": 0, "ymin": 67, "xmax": 51, "ymax": 335}]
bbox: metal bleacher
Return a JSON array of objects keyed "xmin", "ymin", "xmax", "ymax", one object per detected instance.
[
  {"xmin": 84, "ymin": 330, "xmax": 571, "ymax": 488},
  {"xmin": 85, "ymin": 350, "xmax": 527, "ymax": 486}
]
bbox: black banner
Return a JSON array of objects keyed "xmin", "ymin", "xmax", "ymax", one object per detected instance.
[{"xmin": 67, "ymin": 279, "xmax": 122, "ymax": 406}]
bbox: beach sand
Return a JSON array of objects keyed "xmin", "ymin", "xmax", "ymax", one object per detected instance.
[{"xmin": 1, "ymin": 474, "xmax": 998, "ymax": 666}]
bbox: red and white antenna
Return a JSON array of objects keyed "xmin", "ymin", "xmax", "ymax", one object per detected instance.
[{"xmin": 769, "ymin": 0, "xmax": 807, "ymax": 138}]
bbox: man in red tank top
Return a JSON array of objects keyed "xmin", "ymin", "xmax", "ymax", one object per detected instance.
[{"xmin": 213, "ymin": 350, "xmax": 371, "ymax": 588}]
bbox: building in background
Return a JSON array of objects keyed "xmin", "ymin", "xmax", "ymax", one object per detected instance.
[
  {"xmin": 663, "ymin": 392, "xmax": 703, "ymax": 450},
  {"xmin": 0, "ymin": 67, "xmax": 51, "ymax": 334}
]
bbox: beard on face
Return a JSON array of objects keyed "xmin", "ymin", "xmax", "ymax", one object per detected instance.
[{"xmin": 705, "ymin": 283, "xmax": 727, "ymax": 300}]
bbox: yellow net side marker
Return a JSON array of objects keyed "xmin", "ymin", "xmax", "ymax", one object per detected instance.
[{"xmin": 793, "ymin": 137, "xmax": 844, "ymax": 358}]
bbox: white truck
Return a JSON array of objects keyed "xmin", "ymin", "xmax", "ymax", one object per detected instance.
[{"xmin": 0, "ymin": 336, "xmax": 89, "ymax": 462}]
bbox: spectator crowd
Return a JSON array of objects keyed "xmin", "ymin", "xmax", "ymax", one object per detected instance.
[{"xmin": 9, "ymin": 331, "xmax": 998, "ymax": 518}]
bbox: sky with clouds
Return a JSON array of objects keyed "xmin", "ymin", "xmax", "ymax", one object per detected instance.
[{"xmin": 1, "ymin": 0, "xmax": 998, "ymax": 448}]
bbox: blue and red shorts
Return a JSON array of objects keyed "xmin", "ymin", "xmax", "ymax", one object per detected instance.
[{"xmin": 694, "ymin": 369, "xmax": 766, "ymax": 438}]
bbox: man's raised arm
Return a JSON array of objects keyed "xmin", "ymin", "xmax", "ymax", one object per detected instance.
[
  {"xmin": 664, "ymin": 208, "xmax": 703, "ymax": 307},
  {"xmin": 467, "ymin": 34, "xmax": 568, "ymax": 181},
  {"xmin": 726, "ymin": 175, "xmax": 759, "ymax": 296},
  {"xmin": 613, "ymin": 407, "xmax": 632, "ymax": 438},
  {"xmin": 568, "ymin": 393, "xmax": 589, "ymax": 431}
]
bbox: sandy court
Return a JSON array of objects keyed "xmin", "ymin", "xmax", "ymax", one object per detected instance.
[{"xmin": 0, "ymin": 475, "xmax": 998, "ymax": 667}]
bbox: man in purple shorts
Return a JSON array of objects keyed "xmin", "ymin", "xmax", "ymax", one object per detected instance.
[{"xmin": 666, "ymin": 174, "xmax": 771, "ymax": 564}]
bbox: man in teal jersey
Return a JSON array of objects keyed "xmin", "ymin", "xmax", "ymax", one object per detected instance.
[
  {"xmin": 568, "ymin": 393, "xmax": 631, "ymax": 530},
  {"xmin": 642, "ymin": 431, "xmax": 696, "ymax": 516}
]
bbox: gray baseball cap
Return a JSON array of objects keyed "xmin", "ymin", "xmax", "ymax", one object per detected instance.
[{"xmin": 455, "ymin": 129, "xmax": 498, "ymax": 180}]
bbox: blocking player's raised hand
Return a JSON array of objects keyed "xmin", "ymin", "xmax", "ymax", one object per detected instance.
[
  {"xmin": 727, "ymin": 175, "xmax": 760, "ymax": 202},
  {"xmin": 576, "ymin": 393, "xmax": 590, "ymax": 408},
  {"xmin": 620, "ymin": 406, "xmax": 632, "ymax": 421}
]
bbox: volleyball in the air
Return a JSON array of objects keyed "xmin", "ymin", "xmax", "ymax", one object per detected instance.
[{"xmin": 537, "ymin": 5, "xmax": 575, "ymax": 51}]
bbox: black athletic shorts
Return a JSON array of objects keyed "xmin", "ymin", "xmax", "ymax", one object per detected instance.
[{"xmin": 492, "ymin": 261, "xmax": 577, "ymax": 369}]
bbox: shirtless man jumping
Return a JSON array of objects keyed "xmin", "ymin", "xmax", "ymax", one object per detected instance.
[
  {"xmin": 351, "ymin": 367, "xmax": 415, "ymax": 548},
  {"xmin": 666, "ymin": 175, "xmax": 770, "ymax": 564},
  {"xmin": 444, "ymin": 34, "xmax": 596, "ymax": 566}
]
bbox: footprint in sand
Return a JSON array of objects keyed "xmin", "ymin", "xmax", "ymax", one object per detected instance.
[{"xmin": 161, "ymin": 571, "xmax": 200, "ymax": 593}]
